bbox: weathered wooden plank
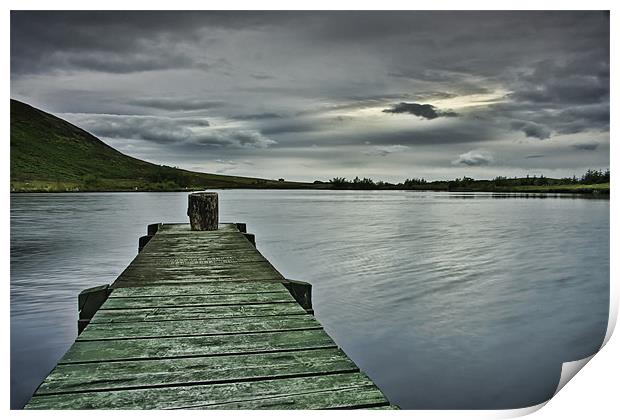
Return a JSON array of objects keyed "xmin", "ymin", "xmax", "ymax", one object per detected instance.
[
  {"xmin": 100, "ymin": 292, "xmax": 296, "ymax": 310},
  {"xmin": 133, "ymin": 247, "xmax": 268, "ymax": 260},
  {"xmin": 110, "ymin": 282, "xmax": 287, "ymax": 297},
  {"xmin": 157, "ymin": 232, "xmax": 245, "ymax": 240},
  {"xmin": 138, "ymin": 236, "xmax": 254, "ymax": 245},
  {"xmin": 60, "ymin": 329, "xmax": 337, "ymax": 364},
  {"xmin": 116, "ymin": 269, "xmax": 284, "ymax": 285},
  {"xmin": 148, "ymin": 232, "xmax": 251, "ymax": 242},
  {"xmin": 120, "ymin": 263, "xmax": 281, "ymax": 275},
  {"xmin": 113, "ymin": 279, "xmax": 287, "ymax": 288},
  {"xmin": 136, "ymin": 244, "xmax": 260, "ymax": 252},
  {"xmin": 35, "ymin": 348, "xmax": 357, "ymax": 395},
  {"xmin": 153, "ymin": 232, "xmax": 249, "ymax": 241},
  {"xmin": 128, "ymin": 255, "xmax": 269, "ymax": 268},
  {"xmin": 158, "ymin": 223, "xmax": 239, "ymax": 234},
  {"xmin": 78, "ymin": 315, "xmax": 322, "ymax": 341},
  {"xmin": 90, "ymin": 302, "xmax": 308, "ymax": 323},
  {"xmin": 139, "ymin": 240, "xmax": 255, "ymax": 253},
  {"xmin": 133, "ymin": 253, "xmax": 267, "ymax": 263},
  {"xmin": 186, "ymin": 387, "xmax": 390, "ymax": 409},
  {"xmin": 147, "ymin": 239, "xmax": 251, "ymax": 249},
  {"xmin": 26, "ymin": 372, "xmax": 376, "ymax": 409},
  {"xmin": 114, "ymin": 276, "xmax": 285, "ymax": 287},
  {"xmin": 143, "ymin": 245, "xmax": 252, "ymax": 254},
  {"xmin": 119, "ymin": 260, "xmax": 284, "ymax": 280}
]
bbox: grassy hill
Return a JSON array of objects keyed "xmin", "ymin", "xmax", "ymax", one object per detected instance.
[{"xmin": 10, "ymin": 99, "xmax": 311, "ymax": 192}]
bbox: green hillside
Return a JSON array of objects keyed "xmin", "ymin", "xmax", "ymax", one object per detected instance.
[{"xmin": 10, "ymin": 99, "xmax": 310, "ymax": 192}]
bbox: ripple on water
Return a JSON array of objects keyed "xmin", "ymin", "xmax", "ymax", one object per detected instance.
[{"xmin": 10, "ymin": 190, "xmax": 609, "ymax": 409}]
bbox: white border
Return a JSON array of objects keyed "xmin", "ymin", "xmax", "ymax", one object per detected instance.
[{"xmin": 3, "ymin": 2, "xmax": 617, "ymax": 418}]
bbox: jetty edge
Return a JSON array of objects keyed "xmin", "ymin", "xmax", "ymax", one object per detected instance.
[{"xmin": 25, "ymin": 192, "xmax": 396, "ymax": 410}]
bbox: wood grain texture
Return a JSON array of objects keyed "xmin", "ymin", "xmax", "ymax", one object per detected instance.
[
  {"xmin": 61, "ymin": 329, "xmax": 338, "ymax": 363},
  {"xmin": 78, "ymin": 315, "xmax": 322, "ymax": 341},
  {"xmin": 100, "ymin": 292, "xmax": 296, "ymax": 310},
  {"xmin": 187, "ymin": 192, "xmax": 218, "ymax": 231},
  {"xmin": 27, "ymin": 373, "xmax": 381, "ymax": 409},
  {"xmin": 35, "ymin": 348, "xmax": 358, "ymax": 395},
  {"xmin": 186, "ymin": 387, "xmax": 390, "ymax": 410},
  {"xmin": 110, "ymin": 282, "xmax": 287, "ymax": 297},
  {"xmin": 90, "ymin": 302, "xmax": 309, "ymax": 323},
  {"xmin": 25, "ymin": 221, "xmax": 394, "ymax": 409}
]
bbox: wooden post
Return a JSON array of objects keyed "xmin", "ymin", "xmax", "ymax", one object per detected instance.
[
  {"xmin": 147, "ymin": 223, "xmax": 161, "ymax": 236},
  {"xmin": 138, "ymin": 235, "xmax": 153, "ymax": 253},
  {"xmin": 243, "ymin": 232, "xmax": 256, "ymax": 247},
  {"xmin": 77, "ymin": 284, "xmax": 110, "ymax": 334},
  {"xmin": 283, "ymin": 279, "xmax": 313, "ymax": 311},
  {"xmin": 187, "ymin": 192, "xmax": 218, "ymax": 231}
]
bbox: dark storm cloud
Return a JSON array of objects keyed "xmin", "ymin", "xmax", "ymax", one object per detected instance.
[
  {"xmin": 65, "ymin": 114, "xmax": 202, "ymax": 144},
  {"xmin": 572, "ymin": 141, "xmax": 599, "ymax": 151},
  {"xmin": 495, "ymin": 45, "xmax": 609, "ymax": 139},
  {"xmin": 127, "ymin": 98, "xmax": 225, "ymax": 111},
  {"xmin": 10, "ymin": 11, "xmax": 609, "ymax": 180},
  {"xmin": 481, "ymin": 99, "xmax": 608, "ymax": 140},
  {"xmin": 61, "ymin": 50, "xmax": 200, "ymax": 74},
  {"xmin": 250, "ymin": 73, "xmax": 275, "ymax": 80},
  {"xmin": 66, "ymin": 113, "xmax": 272, "ymax": 148},
  {"xmin": 511, "ymin": 75, "xmax": 609, "ymax": 105},
  {"xmin": 191, "ymin": 130, "xmax": 276, "ymax": 148},
  {"xmin": 81, "ymin": 115, "xmax": 195, "ymax": 143},
  {"xmin": 509, "ymin": 53, "xmax": 609, "ymax": 106},
  {"xmin": 554, "ymin": 104, "xmax": 610, "ymax": 134},
  {"xmin": 11, "ymin": 21, "xmax": 201, "ymax": 74},
  {"xmin": 509, "ymin": 121, "xmax": 552, "ymax": 140},
  {"xmin": 364, "ymin": 123, "xmax": 497, "ymax": 147},
  {"xmin": 272, "ymin": 118, "xmax": 504, "ymax": 149},
  {"xmin": 233, "ymin": 112, "xmax": 284, "ymax": 120},
  {"xmin": 10, "ymin": 10, "xmax": 285, "ymax": 75},
  {"xmin": 382, "ymin": 103, "xmax": 458, "ymax": 119},
  {"xmin": 174, "ymin": 118, "xmax": 211, "ymax": 127},
  {"xmin": 363, "ymin": 145, "xmax": 410, "ymax": 157}
]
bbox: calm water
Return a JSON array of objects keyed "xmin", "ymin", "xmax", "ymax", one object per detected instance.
[{"xmin": 10, "ymin": 190, "xmax": 609, "ymax": 409}]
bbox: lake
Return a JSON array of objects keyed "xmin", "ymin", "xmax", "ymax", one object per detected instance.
[{"xmin": 10, "ymin": 190, "xmax": 609, "ymax": 409}]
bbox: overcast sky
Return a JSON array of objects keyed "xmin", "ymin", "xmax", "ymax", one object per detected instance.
[{"xmin": 11, "ymin": 11, "xmax": 609, "ymax": 182}]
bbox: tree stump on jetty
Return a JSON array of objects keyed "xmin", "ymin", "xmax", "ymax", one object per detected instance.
[{"xmin": 187, "ymin": 192, "xmax": 218, "ymax": 231}]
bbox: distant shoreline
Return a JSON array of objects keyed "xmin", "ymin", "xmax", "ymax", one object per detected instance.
[{"xmin": 10, "ymin": 183, "xmax": 610, "ymax": 195}]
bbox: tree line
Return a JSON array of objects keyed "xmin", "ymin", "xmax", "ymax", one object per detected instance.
[{"xmin": 323, "ymin": 169, "xmax": 609, "ymax": 190}]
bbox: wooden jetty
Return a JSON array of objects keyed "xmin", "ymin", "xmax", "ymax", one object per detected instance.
[{"xmin": 25, "ymin": 192, "xmax": 394, "ymax": 410}]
